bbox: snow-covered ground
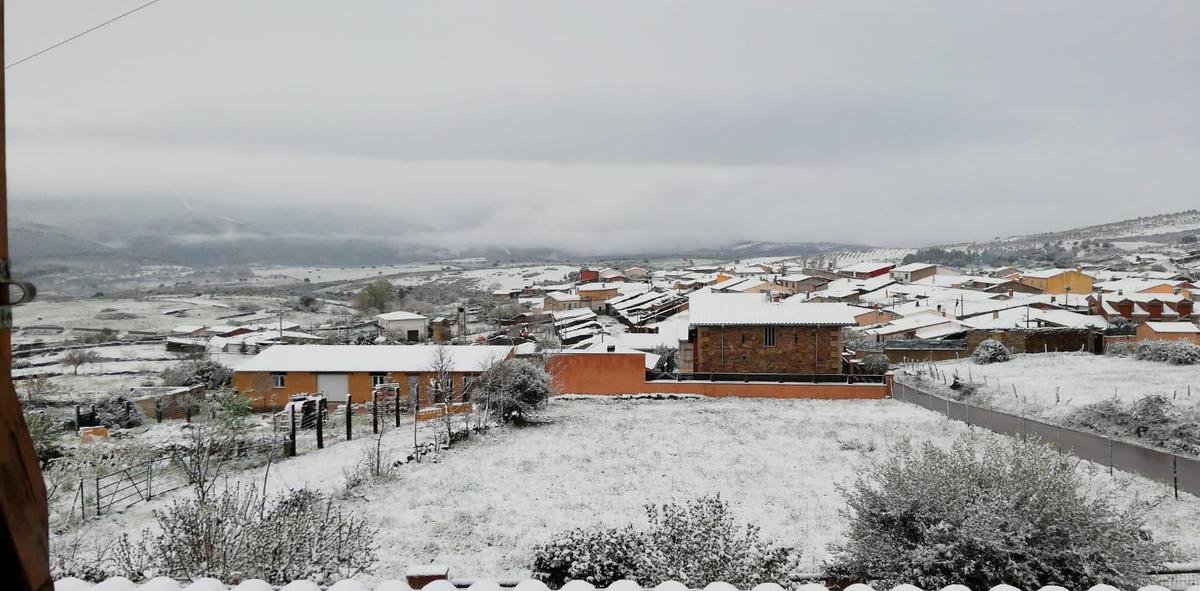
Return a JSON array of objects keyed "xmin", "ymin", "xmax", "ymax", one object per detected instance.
[
  {"xmin": 900, "ymin": 352, "xmax": 1200, "ymax": 420},
  {"xmin": 252, "ymin": 264, "xmax": 459, "ymax": 283},
  {"xmin": 58, "ymin": 396, "xmax": 1200, "ymax": 581},
  {"xmin": 460, "ymin": 265, "xmax": 577, "ymax": 291}
]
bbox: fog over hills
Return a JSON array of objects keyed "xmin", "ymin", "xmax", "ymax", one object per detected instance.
[{"xmin": 11, "ymin": 197, "xmax": 1198, "ymax": 270}]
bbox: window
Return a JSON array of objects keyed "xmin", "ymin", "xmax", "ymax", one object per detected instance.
[
  {"xmin": 271, "ymin": 373, "xmax": 286, "ymax": 389},
  {"xmin": 764, "ymin": 326, "xmax": 776, "ymax": 347},
  {"xmin": 462, "ymin": 375, "xmax": 476, "ymax": 402},
  {"xmin": 371, "ymin": 373, "xmax": 390, "ymax": 388}
]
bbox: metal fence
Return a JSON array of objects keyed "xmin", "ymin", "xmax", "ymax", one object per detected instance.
[{"xmin": 891, "ymin": 382, "xmax": 1200, "ymax": 498}]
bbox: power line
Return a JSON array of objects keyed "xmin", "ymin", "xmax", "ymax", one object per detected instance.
[{"xmin": 5, "ymin": 0, "xmax": 169, "ymax": 70}]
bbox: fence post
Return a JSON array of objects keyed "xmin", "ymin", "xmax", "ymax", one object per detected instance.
[
  {"xmin": 1108, "ymin": 436, "xmax": 1113, "ymax": 476},
  {"xmin": 79, "ymin": 477, "xmax": 86, "ymax": 521},
  {"xmin": 1174, "ymin": 456, "xmax": 1179, "ymax": 500},
  {"xmin": 74, "ymin": 405, "xmax": 82, "ymax": 433},
  {"xmin": 146, "ymin": 460, "xmax": 153, "ymax": 501},
  {"xmin": 346, "ymin": 394, "xmax": 353, "ymax": 441},
  {"xmin": 316, "ymin": 401, "xmax": 324, "ymax": 450},
  {"xmin": 185, "ymin": 403, "xmax": 192, "ymax": 424},
  {"xmin": 373, "ymin": 391, "xmax": 379, "ymax": 435},
  {"xmin": 124, "ymin": 400, "xmax": 133, "ymax": 425},
  {"xmin": 95, "ymin": 475, "xmax": 101, "ymax": 516},
  {"xmin": 90, "ymin": 404, "xmax": 97, "ymax": 427},
  {"xmin": 288, "ymin": 405, "xmax": 297, "ymax": 457},
  {"xmin": 395, "ymin": 391, "xmax": 401, "ymax": 428},
  {"xmin": 154, "ymin": 399, "xmax": 162, "ymax": 423}
]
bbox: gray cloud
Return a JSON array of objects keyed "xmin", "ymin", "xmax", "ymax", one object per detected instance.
[{"xmin": 6, "ymin": 0, "xmax": 1200, "ymax": 253}]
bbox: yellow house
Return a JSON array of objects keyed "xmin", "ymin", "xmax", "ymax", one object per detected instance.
[{"xmin": 1018, "ymin": 269, "xmax": 1094, "ymax": 295}]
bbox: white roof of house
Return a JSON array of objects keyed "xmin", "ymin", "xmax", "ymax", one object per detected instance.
[
  {"xmin": 577, "ymin": 282, "xmax": 620, "ymax": 292},
  {"xmin": 690, "ymin": 293, "xmax": 857, "ymax": 326},
  {"xmin": 376, "ymin": 311, "xmax": 427, "ymax": 321},
  {"xmin": 1022, "ymin": 268, "xmax": 1093, "ymax": 279},
  {"xmin": 892, "ymin": 262, "xmax": 937, "ymax": 273},
  {"xmin": 1144, "ymin": 321, "xmax": 1200, "ymax": 334},
  {"xmin": 840, "ymin": 261, "xmax": 894, "ymax": 274},
  {"xmin": 235, "ymin": 345, "xmax": 512, "ymax": 373},
  {"xmin": 960, "ymin": 307, "xmax": 1109, "ymax": 330},
  {"xmin": 545, "ymin": 291, "xmax": 581, "ymax": 302}
]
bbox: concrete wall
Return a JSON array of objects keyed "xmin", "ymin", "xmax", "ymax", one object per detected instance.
[
  {"xmin": 548, "ymin": 352, "xmax": 889, "ymax": 399},
  {"xmin": 693, "ymin": 325, "xmax": 841, "ymax": 374}
]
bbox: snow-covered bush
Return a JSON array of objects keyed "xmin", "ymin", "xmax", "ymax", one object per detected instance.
[
  {"xmin": 971, "ymin": 339, "xmax": 1011, "ymax": 364},
  {"xmin": 476, "ymin": 358, "xmax": 552, "ymax": 423},
  {"xmin": 826, "ymin": 435, "xmax": 1176, "ymax": 590},
  {"xmin": 23, "ymin": 407, "xmax": 64, "ymax": 466},
  {"xmin": 531, "ymin": 525, "xmax": 649, "ymax": 587},
  {"xmin": 121, "ymin": 485, "xmax": 378, "ymax": 584},
  {"xmin": 1105, "ymin": 341, "xmax": 1135, "ymax": 357},
  {"xmin": 532, "ymin": 495, "xmax": 796, "ymax": 588},
  {"xmin": 1065, "ymin": 395, "xmax": 1200, "ymax": 455},
  {"xmin": 861, "ymin": 353, "xmax": 890, "ymax": 375},
  {"xmin": 1135, "ymin": 340, "xmax": 1200, "ymax": 365},
  {"xmin": 161, "ymin": 359, "xmax": 234, "ymax": 390}
]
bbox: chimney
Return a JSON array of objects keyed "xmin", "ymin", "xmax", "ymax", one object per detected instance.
[{"xmin": 606, "ymin": 344, "xmax": 616, "ymax": 352}]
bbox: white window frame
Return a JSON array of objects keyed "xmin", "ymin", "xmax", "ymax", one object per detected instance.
[{"xmin": 271, "ymin": 373, "xmax": 286, "ymax": 389}]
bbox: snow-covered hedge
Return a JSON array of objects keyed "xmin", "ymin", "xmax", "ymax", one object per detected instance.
[
  {"xmin": 826, "ymin": 435, "xmax": 1175, "ymax": 590},
  {"xmin": 1135, "ymin": 340, "xmax": 1200, "ymax": 365},
  {"xmin": 532, "ymin": 495, "xmax": 796, "ymax": 588},
  {"xmin": 971, "ymin": 340, "xmax": 1011, "ymax": 364}
]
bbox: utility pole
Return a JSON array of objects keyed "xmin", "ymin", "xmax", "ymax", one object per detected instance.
[{"xmin": 0, "ymin": 2, "xmax": 54, "ymax": 585}]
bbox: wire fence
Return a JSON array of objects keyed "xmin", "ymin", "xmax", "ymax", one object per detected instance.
[{"xmin": 891, "ymin": 381, "xmax": 1200, "ymax": 498}]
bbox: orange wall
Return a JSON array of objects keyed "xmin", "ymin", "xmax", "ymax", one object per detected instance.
[
  {"xmin": 548, "ymin": 353, "xmax": 890, "ymax": 400},
  {"xmin": 234, "ymin": 370, "xmax": 478, "ymax": 411},
  {"xmin": 1136, "ymin": 324, "xmax": 1200, "ymax": 344}
]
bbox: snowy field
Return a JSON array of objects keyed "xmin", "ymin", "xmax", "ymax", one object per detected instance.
[
  {"xmin": 252, "ymin": 264, "xmax": 460, "ymax": 283},
  {"xmin": 460, "ymin": 265, "xmax": 577, "ymax": 291},
  {"xmin": 60, "ymin": 396, "xmax": 1200, "ymax": 581},
  {"xmin": 902, "ymin": 352, "xmax": 1200, "ymax": 420}
]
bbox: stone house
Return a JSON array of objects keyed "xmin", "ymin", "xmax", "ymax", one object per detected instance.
[{"xmin": 684, "ymin": 293, "xmax": 857, "ymax": 374}]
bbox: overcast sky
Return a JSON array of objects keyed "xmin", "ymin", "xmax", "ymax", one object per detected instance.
[{"xmin": 6, "ymin": 1, "xmax": 1199, "ymax": 252}]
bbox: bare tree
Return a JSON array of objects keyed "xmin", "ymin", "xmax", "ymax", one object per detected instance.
[
  {"xmin": 428, "ymin": 344, "xmax": 458, "ymax": 447},
  {"xmin": 62, "ymin": 349, "xmax": 102, "ymax": 375}
]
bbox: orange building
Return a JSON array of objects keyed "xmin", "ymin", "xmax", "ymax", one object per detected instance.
[
  {"xmin": 1136, "ymin": 322, "xmax": 1200, "ymax": 344},
  {"xmin": 232, "ymin": 345, "xmax": 513, "ymax": 411}
]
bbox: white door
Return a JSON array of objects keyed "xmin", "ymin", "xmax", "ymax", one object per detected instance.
[{"xmin": 316, "ymin": 373, "xmax": 350, "ymax": 402}]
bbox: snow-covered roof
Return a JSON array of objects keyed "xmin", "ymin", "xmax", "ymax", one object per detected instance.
[
  {"xmin": 690, "ymin": 293, "xmax": 857, "ymax": 326},
  {"xmin": 376, "ymin": 311, "xmax": 428, "ymax": 321},
  {"xmin": 235, "ymin": 345, "xmax": 513, "ymax": 373},
  {"xmin": 960, "ymin": 307, "xmax": 1109, "ymax": 330},
  {"xmin": 576, "ymin": 282, "xmax": 620, "ymax": 292},
  {"xmin": 891, "ymin": 262, "xmax": 936, "ymax": 273},
  {"xmin": 545, "ymin": 291, "xmax": 580, "ymax": 302},
  {"xmin": 1143, "ymin": 321, "xmax": 1200, "ymax": 334},
  {"xmin": 839, "ymin": 261, "xmax": 894, "ymax": 274},
  {"xmin": 1022, "ymin": 268, "xmax": 1093, "ymax": 279}
]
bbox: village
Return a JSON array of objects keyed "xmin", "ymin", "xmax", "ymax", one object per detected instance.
[{"xmin": 17, "ymin": 228, "xmax": 1200, "ymax": 585}]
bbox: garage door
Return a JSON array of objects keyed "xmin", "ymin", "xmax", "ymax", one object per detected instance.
[{"xmin": 316, "ymin": 373, "xmax": 350, "ymax": 402}]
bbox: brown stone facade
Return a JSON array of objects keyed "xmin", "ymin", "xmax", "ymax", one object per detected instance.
[{"xmin": 692, "ymin": 325, "xmax": 842, "ymax": 374}]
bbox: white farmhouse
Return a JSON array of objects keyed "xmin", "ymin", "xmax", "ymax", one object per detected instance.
[{"xmin": 376, "ymin": 311, "xmax": 428, "ymax": 342}]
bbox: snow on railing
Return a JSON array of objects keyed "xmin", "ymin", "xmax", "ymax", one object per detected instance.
[{"xmin": 49, "ymin": 579, "xmax": 1200, "ymax": 591}]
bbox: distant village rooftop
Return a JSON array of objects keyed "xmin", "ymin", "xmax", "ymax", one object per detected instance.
[{"xmin": 235, "ymin": 344, "xmax": 513, "ymax": 373}]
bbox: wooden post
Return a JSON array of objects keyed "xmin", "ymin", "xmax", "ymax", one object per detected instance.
[
  {"xmin": 372, "ymin": 391, "xmax": 379, "ymax": 435},
  {"xmin": 316, "ymin": 400, "xmax": 324, "ymax": 450},
  {"xmin": 146, "ymin": 460, "xmax": 153, "ymax": 501},
  {"xmin": 185, "ymin": 403, "xmax": 192, "ymax": 424},
  {"xmin": 154, "ymin": 399, "xmax": 162, "ymax": 423},
  {"xmin": 288, "ymin": 406, "xmax": 297, "ymax": 458},
  {"xmin": 124, "ymin": 400, "xmax": 132, "ymax": 425},
  {"xmin": 79, "ymin": 478, "xmax": 86, "ymax": 521},
  {"xmin": 394, "ymin": 390, "xmax": 401, "ymax": 428},
  {"xmin": 94, "ymin": 476, "xmax": 101, "ymax": 516},
  {"xmin": 89, "ymin": 404, "xmax": 96, "ymax": 427},
  {"xmin": 345, "ymin": 394, "xmax": 352, "ymax": 441},
  {"xmin": 74, "ymin": 405, "xmax": 82, "ymax": 433}
]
